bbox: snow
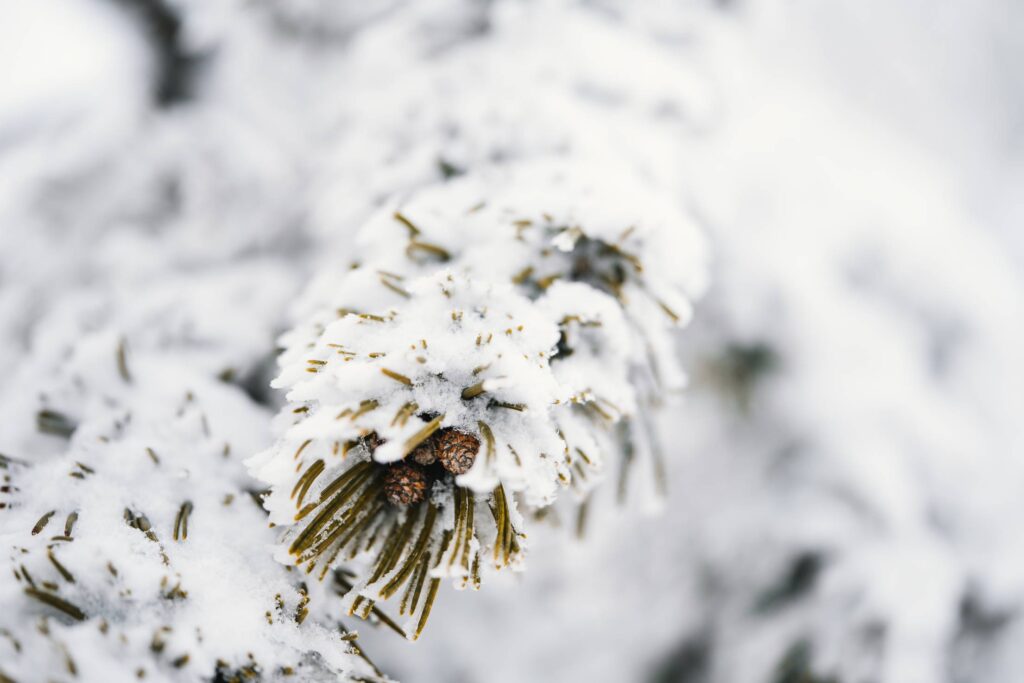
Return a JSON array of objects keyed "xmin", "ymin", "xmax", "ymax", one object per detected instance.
[{"xmin": 3, "ymin": 0, "xmax": 1024, "ymax": 682}]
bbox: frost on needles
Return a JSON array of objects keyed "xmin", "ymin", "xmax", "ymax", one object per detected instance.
[{"xmin": 250, "ymin": 161, "xmax": 708, "ymax": 638}]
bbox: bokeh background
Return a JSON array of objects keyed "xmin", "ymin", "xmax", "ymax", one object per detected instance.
[{"xmin": 3, "ymin": 1, "xmax": 1024, "ymax": 682}]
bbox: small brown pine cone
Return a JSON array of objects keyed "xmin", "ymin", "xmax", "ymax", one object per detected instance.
[
  {"xmin": 436, "ymin": 428, "xmax": 480, "ymax": 475},
  {"xmin": 382, "ymin": 463, "xmax": 429, "ymax": 506},
  {"xmin": 409, "ymin": 437, "xmax": 437, "ymax": 466}
]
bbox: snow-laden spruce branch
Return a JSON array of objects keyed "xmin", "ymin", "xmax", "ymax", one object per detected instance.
[{"xmin": 250, "ymin": 161, "xmax": 707, "ymax": 637}]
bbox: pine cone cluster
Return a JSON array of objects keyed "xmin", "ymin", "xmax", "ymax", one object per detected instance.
[{"xmin": 384, "ymin": 428, "xmax": 481, "ymax": 506}]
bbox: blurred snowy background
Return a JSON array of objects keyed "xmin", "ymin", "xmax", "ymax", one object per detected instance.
[{"xmin": 2, "ymin": 1, "xmax": 1024, "ymax": 682}]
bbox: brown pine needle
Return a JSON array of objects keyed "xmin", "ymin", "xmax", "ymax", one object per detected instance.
[
  {"xmin": 460, "ymin": 494, "xmax": 475, "ymax": 571},
  {"xmin": 461, "ymin": 382, "xmax": 487, "ymax": 400},
  {"xmin": 477, "ymin": 422, "xmax": 496, "ymax": 464},
  {"xmin": 658, "ymin": 299, "xmax": 680, "ymax": 323},
  {"xmin": 490, "ymin": 486, "xmax": 507, "ymax": 564},
  {"xmin": 116, "ymin": 338, "xmax": 132, "ymax": 383},
  {"xmin": 576, "ymin": 497, "xmax": 591, "ymax": 539},
  {"xmin": 32, "ymin": 511, "xmax": 55, "ymax": 536},
  {"xmin": 413, "ymin": 579, "xmax": 441, "ymax": 641},
  {"xmin": 337, "ymin": 576, "xmax": 407, "ymax": 639},
  {"xmin": 470, "ymin": 551, "xmax": 481, "ymax": 590},
  {"xmin": 380, "ymin": 368, "xmax": 412, "ymax": 386},
  {"xmin": 447, "ymin": 489, "xmax": 466, "ymax": 570},
  {"xmin": 393, "ymin": 211, "xmax": 421, "ymax": 237},
  {"xmin": 294, "ymin": 439, "xmax": 313, "ymax": 461},
  {"xmin": 173, "ymin": 502, "xmax": 193, "ymax": 541},
  {"xmin": 406, "ymin": 241, "xmax": 451, "ymax": 262},
  {"xmin": 24, "ymin": 588, "xmax": 85, "ymax": 621},
  {"xmin": 391, "ymin": 402, "xmax": 419, "ymax": 427},
  {"xmin": 400, "ymin": 551, "xmax": 429, "ymax": 616},
  {"xmin": 434, "ymin": 530, "xmax": 453, "ymax": 570},
  {"xmin": 403, "ymin": 415, "xmax": 445, "ymax": 455},
  {"xmin": 350, "ymin": 399, "xmax": 380, "ymax": 420},
  {"xmin": 379, "ymin": 276, "xmax": 411, "ymax": 299},
  {"xmin": 512, "ymin": 266, "xmax": 534, "ymax": 284},
  {"xmin": 63, "ymin": 511, "xmax": 78, "ymax": 538},
  {"xmin": 292, "ymin": 460, "xmax": 325, "ymax": 508},
  {"xmin": 490, "ymin": 400, "xmax": 526, "ymax": 411},
  {"xmin": 47, "ymin": 550, "xmax": 74, "ymax": 583}
]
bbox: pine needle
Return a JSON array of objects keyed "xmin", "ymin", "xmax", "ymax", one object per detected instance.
[
  {"xmin": 24, "ymin": 588, "xmax": 85, "ymax": 621},
  {"xmin": 31, "ymin": 511, "xmax": 55, "ymax": 536},
  {"xmin": 116, "ymin": 337, "xmax": 132, "ymax": 383},
  {"xmin": 392, "ymin": 211, "xmax": 421, "ymax": 237},
  {"xmin": 380, "ymin": 368, "xmax": 412, "ymax": 386},
  {"xmin": 403, "ymin": 415, "xmax": 445, "ymax": 455},
  {"xmin": 412, "ymin": 579, "xmax": 440, "ymax": 641},
  {"xmin": 173, "ymin": 502, "xmax": 193, "ymax": 541},
  {"xmin": 292, "ymin": 460, "xmax": 325, "ymax": 508},
  {"xmin": 47, "ymin": 550, "xmax": 75, "ymax": 583}
]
